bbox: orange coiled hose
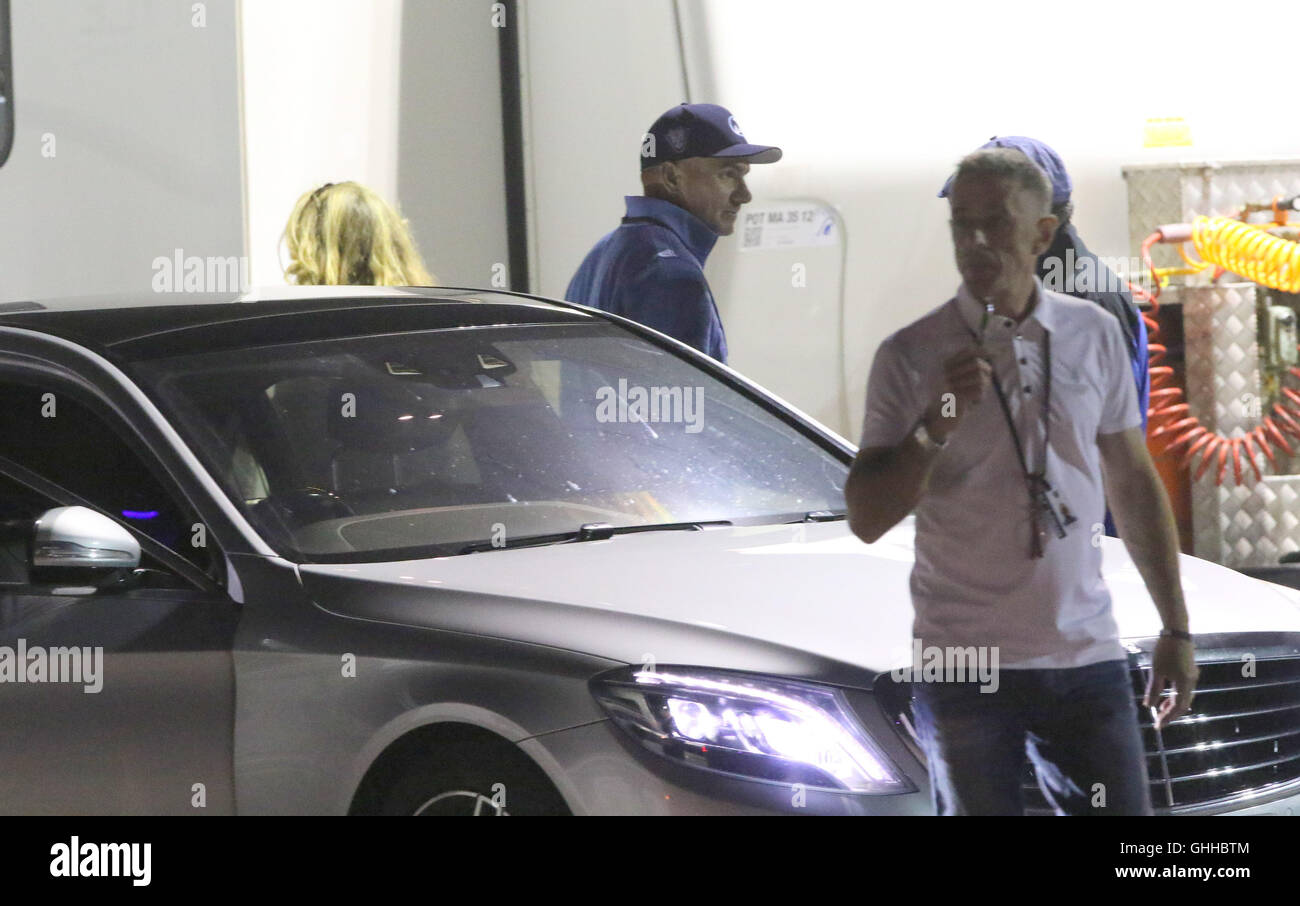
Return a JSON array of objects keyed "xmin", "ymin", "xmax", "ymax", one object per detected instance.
[{"xmin": 1139, "ymin": 220, "xmax": 1300, "ymax": 485}]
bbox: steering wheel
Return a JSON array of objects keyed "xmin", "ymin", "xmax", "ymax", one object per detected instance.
[{"xmin": 260, "ymin": 487, "xmax": 354, "ymax": 524}]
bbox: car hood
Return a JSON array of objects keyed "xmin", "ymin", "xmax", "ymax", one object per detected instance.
[{"xmin": 298, "ymin": 519, "xmax": 1300, "ymax": 686}]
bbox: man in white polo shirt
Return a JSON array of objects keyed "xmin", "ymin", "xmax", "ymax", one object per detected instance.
[{"xmin": 845, "ymin": 148, "xmax": 1198, "ymax": 815}]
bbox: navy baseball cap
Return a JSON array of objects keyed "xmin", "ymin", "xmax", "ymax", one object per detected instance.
[
  {"xmin": 937, "ymin": 135, "xmax": 1073, "ymax": 205},
  {"xmin": 641, "ymin": 103, "xmax": 782, "ymax": 170}
]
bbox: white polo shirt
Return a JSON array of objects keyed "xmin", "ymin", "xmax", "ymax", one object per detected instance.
[{"xmin": 859, "ymin": 279, "xmax": 1141, "ymax": 668}]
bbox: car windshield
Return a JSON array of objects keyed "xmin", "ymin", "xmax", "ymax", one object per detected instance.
[{"xmin": 132, "ymin": 322, "xmax": 849, "ymax": 562}]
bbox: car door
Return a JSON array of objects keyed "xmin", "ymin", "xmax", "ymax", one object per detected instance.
[{"xmin": 0, "ymin": 376, "xmax": 238, "ymax": 814}]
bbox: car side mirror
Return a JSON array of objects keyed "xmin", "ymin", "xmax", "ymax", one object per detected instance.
[
  {"xmin": 0, "ymin": 0, "xmax": 11, "ymax": 169},
  {"xmin": 31, "ymin": 506, "xmax": 140, "ymax": 571}
]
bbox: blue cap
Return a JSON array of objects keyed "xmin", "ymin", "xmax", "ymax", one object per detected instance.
[
  {"xmin": 641, "ymin": 103, "xmax": 782, "ymax": 170},
  {"xmin": 938, "ymin": 135, "xmax": 1072, "ymax": 205}
]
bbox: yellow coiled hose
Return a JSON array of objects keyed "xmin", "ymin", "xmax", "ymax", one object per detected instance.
[{"xmin": 1192, "ymin": 216, "xmax": 1300, "ymax": 293}]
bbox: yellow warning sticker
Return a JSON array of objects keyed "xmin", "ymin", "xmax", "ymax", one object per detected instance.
[{"xmin": 1144, "ymin": 117, "xmax": 1193, "ymax": 148}]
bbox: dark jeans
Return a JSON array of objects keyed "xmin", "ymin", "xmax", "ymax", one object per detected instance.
[{"xmin": 910, "ymin": 658, "xmax": 1153, "ymax": 815}]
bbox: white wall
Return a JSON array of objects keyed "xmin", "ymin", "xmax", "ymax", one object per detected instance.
[
  {"xmin": 242, "ymin": 0, "xmax": 686, "ymax": 295},
  {"xmin": 690, "ymin": 0, "xmax": 1300, "ymax": 439},
  {"xmin": 242, "ymin": 0, "xmax": 510, "ymax": 289},
  {"xmin": 241, "ymin": 0, "xmax": 403, "ymax": 286},
  {"xmin": 397, "ymin": 0, "xmax": 508, "ymax": 288},
  {"xmin": 520, "ymin": 0, "xmax": 687, "ymax": 297},
  {"xmin": 15, "ymin": 0, "xmax": 1288, "ymax": 438},
  {"xmin": 0, "ymin": 0, "xmax": 243, "ymax": 301},
  {"xmin": 518, "ymin": 0, "xmax": 1300, "ymax": 440}
]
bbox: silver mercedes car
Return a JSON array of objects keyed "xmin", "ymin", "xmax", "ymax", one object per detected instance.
[{"xmin": 1, "ymin": 286, "xmax": 1298, "ymax": 815}]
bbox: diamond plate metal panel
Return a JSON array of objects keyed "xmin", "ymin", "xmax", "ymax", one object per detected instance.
[
  {"xmin": 1181, "ymin": 284, "xmax": 1262, "ymax": 564},
  {"xmin": 1127, "ymin": 161, "xmax": 1300, "ymax": 567},
  {"xmin": 1182, "ymin": 283, "xmax": 1300, "ymax": 567},
  {"xmin": 1124, "ymin": 166, "xmax": 1184, "ymax": 273},
  {"xmin": 1268, "ymin": 479, "xmax": 1300, "ymax": 562},
  {"xmin": 1182, "ymin": 164, "xmax": 1300, "ymax": 228},
  {"xmin": 1181, "ymin": 284, "xmax": 1260, "ymax": 434},
  {"xmin": 1125, "ymin": 160, "xmax": 1300, "ymax": 284}
]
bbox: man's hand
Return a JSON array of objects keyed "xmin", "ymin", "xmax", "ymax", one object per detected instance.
[
  {"xmin": 1145, "ymin": 636, "xmax": 1199, "ymax": 730},
  {"xmin": 1099, "ymin": 427, "xmax": 1197, "ymax": 731},
  {"xmin": 923, "ymin": 346, "xmax": 992, "ymax": 442},
  {"xmin": 846, "ymin": 343, "xmax": 990, "ymax": 544}
]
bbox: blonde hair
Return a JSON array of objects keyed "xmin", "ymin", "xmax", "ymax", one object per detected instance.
[{"xmin": 283, "ymin": 181, "xmax": 436, "ymax": 286}]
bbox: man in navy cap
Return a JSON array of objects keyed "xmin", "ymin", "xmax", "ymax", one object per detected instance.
[
  {"xmin": 566, "ymin": 103, "xmax": 781, "ymax": 363},
  {"xmin": 940, "ymin": 137, "xmax": 1150, "ymax": 431}
]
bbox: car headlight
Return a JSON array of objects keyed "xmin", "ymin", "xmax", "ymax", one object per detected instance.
[{"xmin": 591, "ymin": 666, "xmax": 915, "ymax": 794}]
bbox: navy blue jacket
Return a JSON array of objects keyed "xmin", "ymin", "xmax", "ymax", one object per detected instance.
[
  {"xmin": 566, "ymin": 196, "xmax": 728, "ymax": 363},
  {"xmin": 1038, "ymin": 224, "xmax": 1150, "ymax": 429}
]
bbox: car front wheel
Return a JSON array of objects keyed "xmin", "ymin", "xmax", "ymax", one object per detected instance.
[{"xmin": 376, "ymin": 740, "xmax": 570, "ymax": 816}]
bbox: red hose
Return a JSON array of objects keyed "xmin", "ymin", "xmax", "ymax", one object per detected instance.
[
  {"xmin": 1256, "ymin": 427, "xmax": 1279, "ymax": 470},
  {"xmin": 1240, "ymin": 434, "xmax": 1264, "ymax": 481},
  {"xmin": 1165, "ymin": 425, "xmax": 1207, "ymax": 454},
  {"xmin": 1273, "ymin": 404, "xmax": 1300, "ymax": 438},
  {"xmin": 1264, "ymin": 417, "xmax": 1294, "ymax": 456},
  {"xmin": 1193, "ymin": 440, "xmax": 1221, "ymax": 481},
  {"xmin": 1137, "ymin": 229, "xmax": 1300, "ymax": 485}
]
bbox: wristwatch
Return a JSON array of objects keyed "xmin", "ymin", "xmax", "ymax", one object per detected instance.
[
  {"xmin": 1159, "ymin": 627, "xmax": 1193, "ymax": 642},
  {"xmin": 913, "ymin": 421, "xmax": 947, "ymax": 451}
]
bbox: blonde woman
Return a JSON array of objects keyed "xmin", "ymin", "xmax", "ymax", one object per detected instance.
[{"xmin": 283, "ymin": 181, "xmax": 436, "ymax": 286}]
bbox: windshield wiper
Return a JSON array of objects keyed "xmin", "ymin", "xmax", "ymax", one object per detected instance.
[
  {"xmin": 458, "ymin": 520, "xmax": 732, "ymax": 554},
  {"xmin": 788, "ymin": 510, "xmax": 847, "ymax": 523}
]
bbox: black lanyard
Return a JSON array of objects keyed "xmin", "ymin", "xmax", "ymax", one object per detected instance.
[{"xmin": 964, "ymin": 314, "xmax": 1060, "ymax": 558}]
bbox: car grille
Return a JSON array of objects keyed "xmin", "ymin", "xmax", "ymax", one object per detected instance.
[{"xmin": 875, "ymin": 632, "xmax": 1300, "ymax": 814}]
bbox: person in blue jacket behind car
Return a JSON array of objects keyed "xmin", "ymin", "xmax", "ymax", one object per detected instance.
[{"xmin": 566, "ymin": 103, "xmax": 782, "ymax": 364}]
